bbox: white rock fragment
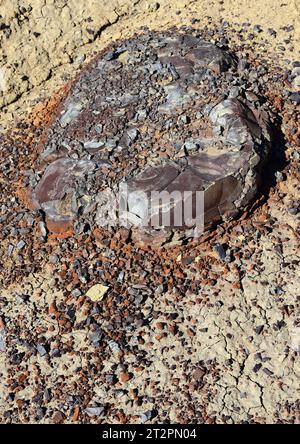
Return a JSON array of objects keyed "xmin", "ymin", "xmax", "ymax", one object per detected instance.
[
  {"xmin": 84, "ymin": 406, "xmax": 104, "ymax": 417},
  {"xmin": 0, "ymin": 329, "xmax": 6, "ymax": 353},
  {"xmin": 86, "ymin": 284, "xmax": 109, "ymax": 302}
]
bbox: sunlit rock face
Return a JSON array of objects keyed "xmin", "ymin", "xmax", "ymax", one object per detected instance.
[{"xmin": 33, "ymin": 30, "xmax": 273, "ymax": 244}]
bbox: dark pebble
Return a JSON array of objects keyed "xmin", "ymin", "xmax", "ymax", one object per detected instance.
[
  {"xmin": 214, "ymin": 243, "xmax": 226, "ymax": 260},
  {"xmin": 289, "ymin": 92, "xmax": 300, "ymax": 104},
  {"xmin": 253, "ymin": 363, "xmax": 262, "ymax": 373},
  {"xmin": 253, "ymin": 25, "xmax": 262, "ymax": 33},
  {"xmin": 254, "ymin": 325, "xmax": 264, "ymax": 335}
]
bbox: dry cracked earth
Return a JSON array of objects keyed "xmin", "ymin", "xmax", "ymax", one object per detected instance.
[{"xmin": 0, "ymin": 0, "xmax": 300, "ymax": 425}]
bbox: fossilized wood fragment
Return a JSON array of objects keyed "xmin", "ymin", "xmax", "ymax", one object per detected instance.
[{"xmin": 33, "ymin": 30, "xmax": 273, "ymax": 244}]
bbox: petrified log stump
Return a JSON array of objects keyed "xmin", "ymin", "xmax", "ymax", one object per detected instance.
[{"xmin": 33, "ymin": 30, "xmax": 273, "ymax": 245}]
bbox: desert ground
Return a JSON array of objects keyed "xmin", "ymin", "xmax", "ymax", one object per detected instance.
[{"xmin": 0, "ymin": 0, "xmax": 299, "ymax": 424}]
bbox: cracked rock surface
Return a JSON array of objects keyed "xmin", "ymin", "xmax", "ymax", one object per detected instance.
[{"xmin": 32, "ymin": 31, "xmax": 273, "ymax": 244}]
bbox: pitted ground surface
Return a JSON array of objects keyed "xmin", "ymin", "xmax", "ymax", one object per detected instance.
[{"xmin": 0, "ymin": 1, "xmax": 300, "ymax": 425}]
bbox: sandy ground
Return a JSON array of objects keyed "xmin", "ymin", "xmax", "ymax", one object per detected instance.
[{"xmin": 0, "ymin": 0, "xmax": 299, "ymax": 424}]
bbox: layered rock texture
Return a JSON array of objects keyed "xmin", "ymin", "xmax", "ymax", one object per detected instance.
[{"xmin": 32, "ymin": 30, "xmax": 273, "ymax": 244}]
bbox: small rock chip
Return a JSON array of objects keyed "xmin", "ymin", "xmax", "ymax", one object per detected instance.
[
  {"xmin": 148, "ymin": 2, "xmax": 160, "ymax": 11},
  {"xmin": 275, "ymin": 171, "xmax": 284, "ymax": 182},
  {"xmin": 253, "ymin": 24, "xmax": 262, "ymax": 33},
  {"xmin": 263, "ymin": 368, "xmax": 274, "ymax": 376},
  {"xmin": 83, "ymin": 140, "xmax": 105, "ymax": 150},
  {"xmin": 72, "ymin": 406, "xmax": 80, "ymax": 422},
  {"xmin": 193, "ymin": 367, "xmax": 206, "ymax": 382},
  {"xmin": 119, "ymin": 372, "xmax": 131, "ymax": 383},
  {"xmin": 254, "ymin": 325, "xmax": 264, "ymax": 335},
  {"xmin": 86, "ymin": 284, "xmax": 109, "ymax": 302},
  {"xmin": 84, "ymin": 406, "xmax": 104, "ymax": 417},
  {"xmin": 289, "ymin": 92, "xmax": 300, "ymax": 104},
  {"xmin": 140, "ymin": 410, "xmax": 152, "ymax": 423},
  {"xmin": 16, "ymin": 240, "xmax": 26, "ymax": 250},
  {"xmin": 39, "ymin": 221, "xmax": 48, "ymax": 238},
  {"xmin": 53, "ymin": 411, "xmax": 65, "ymax": 424},
  {"xmin": 214, "ymin": 243, "xmax": 226, "ymax": 260},
  {"xmin": 108, "ymin": 341, "xmax": 121, "ymax": 353},
  {"xmin": 253, "ymin": 363, "xmax": 262, "ymax": 373},
  {"xmin": 71, "ymin": 288, "xmax": 82, "ymax": 297},
  {"xmin": 288, "ymin": 207, "xmax": 298, "ymax": 215},
  {"xmin": 48, "ymin": 302, "xmax": 57, "ymax": 315},
  {"xmin": 0, "ymin": 316, "xmax": 5, "ymax": 330},
  {"xmin": 36, "ymin": 344, "xmax": 47, "ymax": 357},
  {"xmin": 0, "ymin": 330, "xmax": 6, "ymax": 352},
  {"xmin": 89, "ymin": 330, "xmax": 103, "ymax": 346},
  {"xmin": 268, "ymin": 28, "xmax": 277, "ymax": 37}
]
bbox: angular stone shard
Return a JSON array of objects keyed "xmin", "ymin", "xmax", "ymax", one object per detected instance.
[
  {"xmin": 86, "ymin": 284, "xmax": 109, "ymax": 302},
  {"xmin": 209, "ymin": 98, "xmax": 262, "ymax": 146},
  {"xmin": 33, "ymin": 158, "xmax": 95, "ymax": 225},
  {"xmin": 185, "ymin": 42, "xmax": 235, "ymax": 73}
]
